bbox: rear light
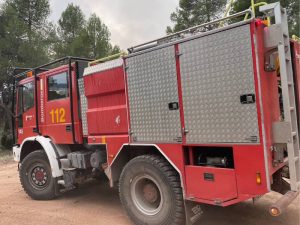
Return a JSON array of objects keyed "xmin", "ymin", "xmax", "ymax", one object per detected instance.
[
  {"xmin": 255, "ymin": 19, "xmax": 270, "ymax": 27},
  {"xmin": 256, "ymin": 173, "xmax": 262, "ymax": 185},
  {"xmin": 255, "ymin": 19, "xmax": 263, "ymax": 26},
  {"xmin": 270, "ymin": 207, "xmax": 280, "ymax": 216}
]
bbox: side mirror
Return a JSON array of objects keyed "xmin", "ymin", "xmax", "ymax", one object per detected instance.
[{"xmin": 0, "ymin": 90, "xmax": 10, "ymax": 105}]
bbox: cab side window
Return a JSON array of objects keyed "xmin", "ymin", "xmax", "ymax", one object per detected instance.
[
  {"xmin": 47, "ymin": 72, "xmax": 69, "ymax": 101},
  {"xmin": 23, "ymin": 82, "xmax": 34, "ymax": 112}
]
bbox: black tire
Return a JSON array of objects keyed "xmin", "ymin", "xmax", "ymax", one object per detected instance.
[
  {"xmin": 119, "ymin": 155, "xmax": 185, "ymax": 225},
  {"xmin": 19, "ymin": 150, "xmax": 57, "ymax": 200}
]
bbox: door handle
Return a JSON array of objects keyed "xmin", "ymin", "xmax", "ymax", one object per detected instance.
[{"xmin": 26, "ymin": 115, "xmax": 33, "ymax": 121}]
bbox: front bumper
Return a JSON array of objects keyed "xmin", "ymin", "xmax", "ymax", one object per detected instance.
[{"xmin": 12, "ymin": 145, "xmax": 21, "ymax": 162}]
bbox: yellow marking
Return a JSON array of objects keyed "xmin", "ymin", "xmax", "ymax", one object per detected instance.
[
  {"xmin": 50, "ymin": 108, "xmax": 66, "ymax": 123},
  {"xmin": 292, "ymin": 35, "xmax": 300, "ymax": 43},
  {"xmin": 244, "ymin": 1, "xmax": 270, "ymax": 26},
  {"xmin": 89, "ymin": 52, "xmax": 127, "ymax": 66},
  {"xmin": 59, "ymin": 108, "xmax": 66, "ymax": 123},
  {"xmin": 102, "ymin": 136, "xmax": 106, "ymax": 144}
]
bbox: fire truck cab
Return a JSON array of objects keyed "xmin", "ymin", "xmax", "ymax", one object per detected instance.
[{"xmin": 11, "ymin": 3, "xmax": 299, "ymax": 225}]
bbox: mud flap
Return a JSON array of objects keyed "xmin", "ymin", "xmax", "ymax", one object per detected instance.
[
  {"xmin": 54, "ymin": 177, "xmax": 62, "ymax": 196},
  {"xmin": 185, "ymin": 200, "xmax": 203, "ymax": 225}
]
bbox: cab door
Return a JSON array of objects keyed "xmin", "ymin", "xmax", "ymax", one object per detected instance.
[
  {"xmin": 43, "ymin": 66, "xmax": 82, "ymax": 144},
  {"xmin": 44, "ymin": 69, "xmax": 71, "ymax": 144},
  {"xmin": 17, "ymin": 78, "xmax": 36, "ymax": 144}
]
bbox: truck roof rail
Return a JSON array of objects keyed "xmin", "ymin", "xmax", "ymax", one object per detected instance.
[
  {"xmin": 128, "ymin": 9, "xmax": 254, "ymax": 54},
  {"xmin": 13, "ymin": 56, "xmax": 93, "ymax": 79}
]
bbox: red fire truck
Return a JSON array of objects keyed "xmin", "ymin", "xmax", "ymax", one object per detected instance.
[{"xmin": 4, "ymin": 2, "xmax": 300, "ymax": 225}]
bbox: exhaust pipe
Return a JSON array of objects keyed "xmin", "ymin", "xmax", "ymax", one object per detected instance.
[{"xmin": 269, "ymin": 191, "xmax": 299, "ymax": 216}]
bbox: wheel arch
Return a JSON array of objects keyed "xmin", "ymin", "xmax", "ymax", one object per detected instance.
[
  {"xmin": 20, "ymin": 140, "xmax": 43, "ymax": 161},
  {"xmin": 108, "ymin": 144, "xmax": 184, "ymax": 192},
  {"xmin": 17, "ymin": 136, "xmax": 64, "ymax": 178}
]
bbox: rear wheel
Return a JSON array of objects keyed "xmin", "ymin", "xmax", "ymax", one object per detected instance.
[
  {"xmin": 119, "ymin": 155, "xmax": 185, "ymax": 225},
  {"xmin": 19, "ymin": 150, "xmax": 57, "ymax": 200}
]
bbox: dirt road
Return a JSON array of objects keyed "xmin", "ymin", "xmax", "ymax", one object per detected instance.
[{"xmin": 0, "ymin": 158, "xmax": 299, "ymax": 225}]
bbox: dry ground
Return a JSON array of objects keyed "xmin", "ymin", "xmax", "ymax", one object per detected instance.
[{"xmin": 0, "ymin": 154, "xmax": 299, "ymax": 225}]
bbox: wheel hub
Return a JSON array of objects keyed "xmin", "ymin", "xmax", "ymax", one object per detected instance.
[
  {"xmin": 31, "ymin": 166, "xmax": 48, "ymax": 187},
  {"xmin": 143, "ymin": 183, "xmax": 159, "ymax": 203},
  {"xmin": 131, "ymin": 175, "xmax": 163, "ymax": 216}
]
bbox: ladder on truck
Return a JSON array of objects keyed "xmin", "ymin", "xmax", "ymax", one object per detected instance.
[{"xmin": 260, "ymin": 3, "xmax": 300, "ymax": 191}]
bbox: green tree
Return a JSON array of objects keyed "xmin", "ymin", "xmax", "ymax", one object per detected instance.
[
  {"xmin": 10, "ymin": 0, "xmax": 50, "ymax": 34},
  {"xmin": 0, "ymin": 2, "xmax": 28, "ymax": 84},
  {"xmin": 55, "ymin": 5, "xmax": 120, "ymax": 59},
  {"xmin": 58, "ymin": 3, "xmax": 85, "ymax": 41},
  {"xmin": 230, "ymin": 0, "xmax": 299, "ymax": 36},
  {"xmin": 109, "ymin": 45, "xmax": 121, "ymax": 55},
  {"xmin": 0, "ymin": 0, "xmax": 52, "ymax": 147},
  {"xmin": 86, "ymin": 14, "xmax": 111, "ymax": 58},
  {"xmin": 167, "ymin": 0, "xmax": 227, "ymax": 34},
  {"xmin": 0, "ymin": 0, "xmax": 51, "ymax": 70},
  {"xmin": 84, "ymin": 14, "xmax": 120, "ymax": 58},
  {"xmin": 55, "ymin": 3, "xmax": 86, "ymax": 57},
  {"xmin": 8, "ymin": 0, "xmax": 51, "ymax": 64}
]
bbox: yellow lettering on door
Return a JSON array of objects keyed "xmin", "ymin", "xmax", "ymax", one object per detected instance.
[{"xmin": 50, "ymin": 108, "xmax": 66, "ymax": 123}]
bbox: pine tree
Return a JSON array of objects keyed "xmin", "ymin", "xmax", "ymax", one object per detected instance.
[
  {"xmin": 109, "ymin": 45, "xmax": 121, "ymax": 55},
  {"xmin": 55, "ymin": 5, "xmax": 120, "ymax": 59},
  {"xmin": 84, "ymin": 14, "xmax": 120, "ymax": 59},
  {"xmin": 55, "ymin": 3, "xmax": 86, "ymax": 57},
  {"xmin": 58, "ymin": 3, "xmax": 85, "ymax": 44},
  {"xmin": 86, "ymin": 14, "xmax": 110, "ymax": 58},
  {"xmin": 0, "ymin": 0, "xmax": 51, "ymax": 69},
  {"xmin": 167, "ymin": 0, "xmax": 227, "ymax": 34},
  {"xmin": 0, "ymin": 0, "xmax": 52, "ymax": 147},
  {"xmin": 10, "ymin": 0, "xmax": 50, "ymax": 34}
]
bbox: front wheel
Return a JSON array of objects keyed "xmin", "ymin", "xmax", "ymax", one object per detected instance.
[
  {"xmin": 19, "ymin": 150, "xmax": 57, "ymax": 200},
  {"xmin": 119, "ymin": 155, "xmax": 185, "ymax": 225}
]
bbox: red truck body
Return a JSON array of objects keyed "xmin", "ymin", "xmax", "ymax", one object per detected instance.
[{"xmin": 11, "ymin": 4, "xmax": 300, "ymax": 224}]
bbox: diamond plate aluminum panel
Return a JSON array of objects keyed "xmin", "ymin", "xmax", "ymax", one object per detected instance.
[
  {"xmin": 84, "ymin": 58, "xmax": 123, "ymax": 76},
  {"xmin": 179, "ymin": 24, "xmax": 260, "ymax": 144},
  {"xmin": 126, "ymin": 46, "xmax": 182, "ymax": 143},
  {"xmin": 78, "ymin": 78, "xmax": 88, "ymax": 135}
]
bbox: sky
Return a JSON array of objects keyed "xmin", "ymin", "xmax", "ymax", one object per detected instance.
[
  {"xmin": 49, "ymin": 0, "xmax": 179, "ymax": 49},
  {"xmin": 0, "ymin": 0, "xmax": 178, "ymax": 49}
]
